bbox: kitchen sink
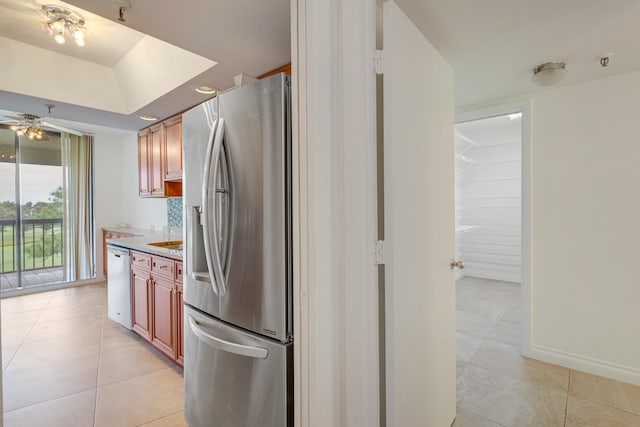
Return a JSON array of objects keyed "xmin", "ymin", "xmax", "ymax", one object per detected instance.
[{"xmin": 148, "ymin": 240, "xmax": 183, "ymax": 250}]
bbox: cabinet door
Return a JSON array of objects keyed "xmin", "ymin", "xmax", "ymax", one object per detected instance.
[
  {"xmin": 131, "ymin": 267, "xmax": 152, "ymax": 341},
  {"xmin": 164, "ymin": 115, "xmax": 182, "ymax": 181},
  {"xmin": 151, "ymin": 275, "xmax": 175, "ymax": 358},
  {"xmin": 138, "ymin": 129, "xmax": 151, "ymax": 196},
  {"xmin": 150, "ymin": 123, "xmax": 165, "ymax": 196},
  {"xmin": 175, "ymin": 283, "xmax": 184, "ymax": 366}
]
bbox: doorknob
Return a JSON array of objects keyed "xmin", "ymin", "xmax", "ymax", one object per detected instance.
[{"xmin": 450, "ymin": 259, "xmax": 464, "ymax": 270}]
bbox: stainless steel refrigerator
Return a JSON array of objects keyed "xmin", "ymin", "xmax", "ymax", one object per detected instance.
[{"xmin": 182, "ymin": 73, "xmax": 293, "ymax": 427}]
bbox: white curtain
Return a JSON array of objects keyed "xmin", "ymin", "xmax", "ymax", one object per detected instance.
[{"xmin": 61, "ymin": 133, "xmax": 95, "ymax": 281}]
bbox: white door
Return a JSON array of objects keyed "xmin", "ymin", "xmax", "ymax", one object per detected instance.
[{"xmin": 383, "ymin": 1, "xmax": 456, "ymax": 426}]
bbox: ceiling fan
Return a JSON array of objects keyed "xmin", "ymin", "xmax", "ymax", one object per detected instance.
[{"xmin": 0, "ymin": 112, "xmax": 82, "ymax": 139}]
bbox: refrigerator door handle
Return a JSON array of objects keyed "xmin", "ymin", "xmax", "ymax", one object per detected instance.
[
  {"xmin": 188, "ymin": 315, "xmax": 268, "ymax": 359},
  {"xmin": 190, "ymin": 272, "xmax": 212, "ymax": 283},
  {"xmin": 201, "ymin": 119, "xmax": 227, "ymax": 295}
]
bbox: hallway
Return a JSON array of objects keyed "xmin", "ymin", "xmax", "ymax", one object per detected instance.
[{"xmin": 455, "ymin": 277, "xmax": 640, "ymax": 426}]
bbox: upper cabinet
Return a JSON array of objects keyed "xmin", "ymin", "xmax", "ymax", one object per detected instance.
[
  {"xmin": 149, "ymin": 123, "xmax": 165, "ymax": 196},
  {"xmin": 163, "ymin": 115, "xmax": 183, "ymax": 182},
  {"xmin": 138, "ymin": 129, "xmax": 151, "ymax": 196},
  {"xmin": 258, "ymin": 63, "xmax": 291, "ymax": 79},
  {"xmin": 138, "ymin": 114, "xmax": 182, "ymax": 198}
]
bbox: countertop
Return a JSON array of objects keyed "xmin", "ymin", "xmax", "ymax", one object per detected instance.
[{"xmin": 105, "ymin": 228, "xmax": 183, "ymax": 261}]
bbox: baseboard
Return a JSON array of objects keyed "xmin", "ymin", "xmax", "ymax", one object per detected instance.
[
  {"xmin": 530, "ymin": 344, "xmax": 640, "ymax": 387},
  {"xmin": 1, "ymin": 276, "xmax": 107, "ymax": 299}
]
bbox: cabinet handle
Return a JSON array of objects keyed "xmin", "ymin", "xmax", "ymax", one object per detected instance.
[{"xmin": 159, "ymin": 265, "xmax": 169, "ymax": 270}]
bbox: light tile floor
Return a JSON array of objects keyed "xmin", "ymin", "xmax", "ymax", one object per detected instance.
[
  {"xmin": 454, "ymin": 276, "xmax": 640, "ymax": 427},
  {"xmin": 1, "ymin": 282, "xmax": 187, "ymax": 427}
]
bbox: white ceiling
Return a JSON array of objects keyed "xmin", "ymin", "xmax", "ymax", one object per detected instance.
[
  {"xmin": 396, "ymin": 0, "xmax": 640, "ymax": 108},
  {"xmin": 3, "ymin": 1, "xmax": 639, "ymax": 131},
  {"xmin": 0, "ymin": 0, "xmax": 291, "ymax": 131},
  {"xmin": 0, "ymin": 0, "xmax": 144, "ymax": 67}
]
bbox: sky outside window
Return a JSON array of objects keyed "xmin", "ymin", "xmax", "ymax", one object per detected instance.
[{"xmin": 0, "ymin": 163, "xmax": 62, "ymax": 203}]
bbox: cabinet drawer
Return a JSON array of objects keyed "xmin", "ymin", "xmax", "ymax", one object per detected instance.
[
  {"xmin": 152, "ymin": 256, "xmax": 175, "ymax": 278},
  {"xmin": 131, "ymin": 251, "xmax": 151, "ymax": 270},
  {"xmin": 175, "ymin": 262, "xmax": 183, "ymax": 283}
]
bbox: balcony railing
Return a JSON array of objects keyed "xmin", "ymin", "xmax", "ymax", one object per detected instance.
[{"xmin": 0, "ymin": 218, "xmax": 63, "ymax": 274}]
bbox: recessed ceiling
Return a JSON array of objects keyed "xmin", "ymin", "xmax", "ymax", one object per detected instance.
[
  {"xmin": 0, "ymin": 0, "xmax": 144, "ymax": 66},
  {"xmin": 0, "ymin": 0, "xmax": 291, "ymax": 131},
  {"xmin": 0, "ymin": 0, "xmax": 217, "ymax": 120}
]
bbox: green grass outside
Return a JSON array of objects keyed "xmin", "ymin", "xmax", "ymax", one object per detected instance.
[{"xmin": 1, "ymin": 225, "xmax": 63, "ymax": 273}]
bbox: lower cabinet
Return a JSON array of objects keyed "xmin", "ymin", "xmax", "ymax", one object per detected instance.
[
  {"xmin": 151, "ymin": 275, "xmax": 175, "ymax": 359},
  {"xmin": 175, "ymin": 282, "xmax": 184, "ymax": 366},
  {"xmin": 130, "ymin": 251, "xmax": 184, "ymax": 366},
  {"xmin": 131, "ymin": 267, "xmax": 152, "ymax": 341}
]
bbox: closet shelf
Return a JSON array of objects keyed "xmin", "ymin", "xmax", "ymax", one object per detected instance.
[
  {"xmin": 456, "ymin": 225, "xmax": 479, "ymax": 234},
  {"xmin": 455, "ymin": 153, "xmax": 480, "ymax": 165}
]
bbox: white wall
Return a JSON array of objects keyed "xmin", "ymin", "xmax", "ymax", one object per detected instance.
[
  {"xmin": 457, "ymin": 141, "xmax": 521, "ymax": 282},
  {"xmin": 528, "ymin": 70, "xmax": 640, "ymax": 385},
  {"xmin": 118, "ymin": 133, "xmax": 168, "ymax": 230},
  {"xmin": 93, "ymin": 131, "xmax": 167, "ymax": 276},
  {"xmin": 93, "ymin": 133, "xmax": 125, "ymax": 276}
]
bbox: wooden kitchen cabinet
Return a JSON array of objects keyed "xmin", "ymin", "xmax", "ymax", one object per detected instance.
[
  {"xmin": 129, "ymin": 251, "xmax": 184, "ymax": 365},
  {"xmin": 138, "ymin": 129, "xmax": 151, "ymax": 197},
  {"xmin": 258, "ymin": 63, "xmax": 291, "ymax": 79},
  {"xmin": 151, "ymin": 275, "xmax": 175, "ymax": 359},
  {"xmin": 131, "ymin": 266, "xmax": 152, "ymax": 341},
  {"xmin": 163, "ymin": 115, "xmax": 182, "ymax": 181},
  {"xmin": 149, "ymin": 123, "xmax": 165, "ymax": 196},
  {"xmin": 175, "ymin": 261, "xmax": 184, "ymax": 366},
  {"xmin": 138, "ymin": 114, "xmax": 182, "ymax": 198}
]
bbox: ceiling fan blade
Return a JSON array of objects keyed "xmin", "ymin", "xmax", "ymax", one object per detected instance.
[{"xmin": 40, "ymin": 121, "xmax": 83, "ymax": 136}]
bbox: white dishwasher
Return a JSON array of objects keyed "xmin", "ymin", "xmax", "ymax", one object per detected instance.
[{"xmin": 107, "ymin": 244, "xmax": 132, "ymax": 329}]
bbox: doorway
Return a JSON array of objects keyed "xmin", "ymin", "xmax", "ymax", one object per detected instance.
[
  {"xmin": 0, "ymin": 125, "xmax": 96, "ymax": 293},
  {"xmin": 454, "ymin": 107, "xmax": 530, "ymax": 381},
  {"xmin": 0, "ymin": 127, "xmax": 65, "ymax": 291}
]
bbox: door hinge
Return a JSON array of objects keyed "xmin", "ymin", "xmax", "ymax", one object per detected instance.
[
  {"xmin": 374, "ymin": 240, "xmax": 385, "ymax": 265},
  {"xmin": 374, "ymin": 49, "xmax": 383, "ymax": 75}
]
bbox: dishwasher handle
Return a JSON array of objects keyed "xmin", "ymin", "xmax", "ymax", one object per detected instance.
[{"xmin": 107, "ymin": 245, "xmax": 130, "ymax": 258}]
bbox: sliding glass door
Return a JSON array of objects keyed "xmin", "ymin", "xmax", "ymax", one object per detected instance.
[{"xmin": 0, "ymin": 127, "xmax": 68, "ymax": 291}]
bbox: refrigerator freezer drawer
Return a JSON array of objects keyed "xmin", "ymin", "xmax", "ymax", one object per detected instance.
[{"xmin": 184, "ymin": 305, "xmax": 293, "ymax": 427}]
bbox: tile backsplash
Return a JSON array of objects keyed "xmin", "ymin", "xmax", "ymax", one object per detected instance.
[{"xmin": 167, "ymin": 197, "xmax": 183, "ymax": 228}]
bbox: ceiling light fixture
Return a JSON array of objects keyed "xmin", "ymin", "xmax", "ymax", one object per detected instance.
[
  {"xmin": 508, "ymin": 112, "xmax": 522, "ymax": 121},
  {"xmin": 532, "ymin": 61, "xmax": 567, "ymax": 87},
  {"xmin": 10, "ymin": 122, "xmax": 44, "ymax": 140},
  {"xmin": 138, "ymin": 115, "xmax": 159, "ymax": 121},
  {"xmin": 41, "ymin": 5, "xmax": 87, "ymax": 47},
  {"xmin": 195, "ymin": 86, "xmax": 217, "ymax": 95}
]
